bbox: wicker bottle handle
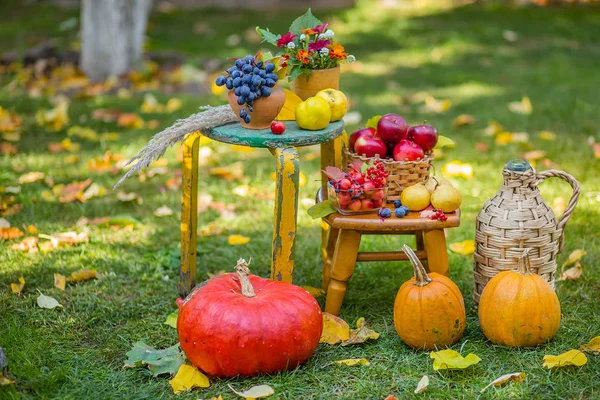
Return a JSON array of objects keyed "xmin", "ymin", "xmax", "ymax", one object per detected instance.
[{"xmin": 531, "ymin": 169, "xmax": 580, "ymax": 233}]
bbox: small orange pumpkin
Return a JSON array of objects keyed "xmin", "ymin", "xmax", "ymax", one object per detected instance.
[
  {"xmin": 479, "ymin": 249, "xmax": 561, "ymax": 347},
  {"xmin": 394, "ymin": 245, "xmax": 466, "ymax": 350}
]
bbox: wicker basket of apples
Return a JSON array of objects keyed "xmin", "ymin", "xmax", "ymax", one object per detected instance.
[{"xmin": 345, "ymin": 114, "xmax": 438, "ymax": 202}]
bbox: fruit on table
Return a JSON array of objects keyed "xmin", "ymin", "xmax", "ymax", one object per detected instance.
[
  {"xmin": 349, "ymin": 127, "xmax": 376, "ymax": 149},
  {"xmin": 430, "ymin": 184, "xmax": 461, "ymax": 213},
  {"xmin": 379, "ymin": 207, "xmax": 392, "ymax": 219},
  {"xmin": 354, "ymin": 134, "xmax": 387, "ymax": 158},
  {"xmin": 377, "ymin": 113, "xmax": 409, "ymax": 143},
  {"xmin": 478, "ymin": 249, "xmax": 561, "ymax": 347},
  {"xmin": 393, "ymin": 139, "xmax": 425, "ymax": 161},
  {"xmin": 270, "ymin": 121, "xmax": 285, "ymax": 135},
  {"xmin": 177, "ymin": 259, "xmax": 322, "ymax": 376},
  {"xmin": 407, "ymin": 123, "xmax": 438, "ymax": 152},
  {"xmin": 315, "ymin": 88, "xmax": 348, "ymax": 122},
  {"xmin": 295, "ymin": 96, "xmax": 331, "ymax": 130},
  {"xmin": 394, "ymin": 244, "xmax": 466, "ymax": 350},
  {"xmin": 400, "ymin": 183, "xmax": 431, "ymax": 211}
]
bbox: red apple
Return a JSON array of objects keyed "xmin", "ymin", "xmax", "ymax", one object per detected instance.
[
  {"xmin": 339, "ymin": 178, "xmax": 352, "ymax": 190},
  {"xmin": 393, "ymin": 139, "xmax": 425, "ymax": 161},
  {"xmin": 354, "ymin": 135, "xmax": 387, "ymax": 158},
  {"xmin": 270, "ymin": 121, "xmax": 286, "ymax": 135},
  {"xmin": 407, "ymin": 123, "xmax": 438, "ymax": 151},
  {"xmin": 349, "ymin": 128, "xmax": 377, "ymax": 149},
  {"xmin": 377, "ymin": 114, "xmax": 408, "ymax": 143}
]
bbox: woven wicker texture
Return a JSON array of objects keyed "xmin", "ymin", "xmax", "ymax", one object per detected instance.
[
  {"xmin": 342, "ymin": 146, "xmax": 432, "ymax": 202},
  {"xmin": 473, "ymin": 166, "xmax": 580, "ymax": 305}
]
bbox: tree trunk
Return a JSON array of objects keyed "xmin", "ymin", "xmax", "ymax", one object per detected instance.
[{"xmin": 80, "ymin": 0, "xmax": 152, "ymax": 81}]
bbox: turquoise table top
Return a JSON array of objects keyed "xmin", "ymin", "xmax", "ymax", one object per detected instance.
[{"xmin": 205, "ymin": 120, "xmax": 345, "ymax": 148}]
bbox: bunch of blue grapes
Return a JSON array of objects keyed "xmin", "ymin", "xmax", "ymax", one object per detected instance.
[{"xmin": 215, "ymin": 55, "xmax": 278, "ymax": 124}]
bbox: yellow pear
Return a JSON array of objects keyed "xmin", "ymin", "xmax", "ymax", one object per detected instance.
[
  {"xmin": 295, "ymin": 96, "xmax": 331, "ymax": 130},
  {"xmin": 400, "ymin": 183, "xmax": 431, "ymax": 211},
  {"xmin": 431, "ymin": 185, "xmax": 462, "ymax": 213}
]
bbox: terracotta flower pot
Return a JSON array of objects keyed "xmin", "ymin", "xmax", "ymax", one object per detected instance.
[
  {"xmin": 228, "ymin": 84, "xmax": 285, "ymax": 130},
  {"xmin": 291, "ymin": 66, "xmax": 340, "ymax": 101}
]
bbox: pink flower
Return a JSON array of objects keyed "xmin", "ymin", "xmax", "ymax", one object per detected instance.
[
  {"xmin": 308, "ymin": 39, "xmax": 330, "ymax": 52},
  {"xmin": 313, "ymin": 22, "xmax": 329, "ymax": 34},
  {"xmin": 276, "ymin": 32, "xmax": 298, "ymax": 47}
]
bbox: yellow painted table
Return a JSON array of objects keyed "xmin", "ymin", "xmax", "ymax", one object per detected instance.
[{"xmin": 179, "ymin": 120, "xmax": 345, "ymax": 297}]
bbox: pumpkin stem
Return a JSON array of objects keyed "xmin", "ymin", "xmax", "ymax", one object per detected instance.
[
  {"xmin": 234, "ymin": 258, "xmax": 256, "ymax": 298},
  {"xmin": 403, "ymin": 244, "xmax": 432, "ymax": 286},
  {"xmin": 517, "ymin": 249, "xmax": 533, "ymax": 275}
]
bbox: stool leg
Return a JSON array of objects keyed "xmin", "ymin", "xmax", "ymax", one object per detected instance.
[
  {"xmin": 423, "ymin": 229, "xmax": 449, "ymax": 276},
  {"xmin": 325, "ymin": 230, "xmax": 361, "ymax": 316},
  {"xmin": 179, "ymin": 132, "xmax": 201, "ymax": 298},
  {"xmin": 270, "ymin": 147, "xmax": 300, "ymax": 283},
  {"xmin": 320, "ymin": 137, "xmax": 343, "ymax": 264},
  {"xmin": 322, "ymin": 226, "xmax": 340, "ymax": 291}
]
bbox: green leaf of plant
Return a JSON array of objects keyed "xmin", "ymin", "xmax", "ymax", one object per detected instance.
[
  {"xmin": 164, "ymin": 311, "xmax": 178, "ymax": 329},
  {"xmin": 366, "ymin": 115, "xmax": 382, "ymax": 130},
  {"xmin": 256, "ymin": 27, "xmax": 280, "ymax": 46},
  {"xmin": 288, "ymin": 8, "xmax": 322, "ymax": 35},
  {"xmin": 37, "ymin": 293, "xmax": 63, "ymax": 309},
  {"xmin": 124, "ymin": 342, "xmax": 185, "ymax": 376},
  {"xmin": 307, "ymin": 199, "xmax": 336, "ymax": 219},
  {"xmin": 288, "ymin": 65, "xmax": 305, "ymax": 83}
]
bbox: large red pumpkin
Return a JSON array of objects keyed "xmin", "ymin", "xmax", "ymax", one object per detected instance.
[{"xmin": 177, "ymin": 259, "xmax": 323, "ymax": 377}]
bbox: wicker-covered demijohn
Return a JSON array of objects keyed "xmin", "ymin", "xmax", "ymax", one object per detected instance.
[
  {"xmin": 473, "ymin": 159, "xmax": 580, "ymax": 305},
  {"xmin": 342, "ymin": 145, "xmax": 432, "ymax": 202}
]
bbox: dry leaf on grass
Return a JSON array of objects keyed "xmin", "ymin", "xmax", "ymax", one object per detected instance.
[
  {"xmin": 209, "ymin": 162, "xmax": 244, "ymax": 181},
  {"xmin": 522, "ymin": 150, "xmax": 546, "ymax": 161},
  {"xmin": 453, "ymin": 114, "xmax": 475, "ymax": 127},
  {"xmin": 36, "ymin": 100, "xmax": 70, "ymax": 131},
  {"xmin": 39, "ymin": 231, "xmax": 88, "ymax": 248},
  {"xmin": 475, "ymin": 142, "xmax": 489, "ymax": 152},
  {"xmin": 229, "ymin": 384, "xmax": 274, "ymax": 399},
  {"xmin": 421, "ymin": 96, "xmax": 452, "ymax": 113},
  {"xmin": 117, "ymin": 191, "xmax": 143, "ymax": 204},
  {"xmin": 54, "ymin": 274, "xmax": 67, "ymax": 291},
  {"xmin": 11, "ymin": 237, "xmax": 38, "ymax": 252},
  {"xmin": 18, "ymin": 171, "xmax": 45, "ymax": 184},
  {"xmin": 538, "ymin": 130, "xmax": 556, "ymax": 141},
  {"xmin": 228, "ymin": 234, "xmax": 250, "ymax": 245},
  {"xmin": 562, "ymin": 249, "xmax": 586, "ymax": 267},
  {"xmin": 330, "ymin": 358, "xmax": 370, "ymax": 367},
  {"xmin": 414, "ymin": 375, "xmax": 429, "ymax": 394},
  {"xmin": 543, "ymin": 350, "xmax": 587, "ymax": 369},
  {"xmin": 52, "ymin": 178, "xmax": 93, "ymax": 203},
  {"xmin": 125, "ymin": 342, "xmax": 185, "ymax": 377},
  {"xmin": 449, "ymin": 240, "xmax": 475, "ymax": 255},
  {"xmin": 37, "ymin": 293, "xmax": 63, "ymax": 309},
  {"xmin": 0, "ymin": 218, "xmax": 9, "ymax": 228},
  {"xmin": 320, "ymin": 312, "xmax": 350, "ymax": 344},
  {"xmin": 1, "ymin": 227, "xmax": 24, "ymax": 240},
  {"xmin": 198, "ymin": 223, "xmax": 224, "ymax": 237},
  {"xmin": 0, "ymin": 142, "xmax": 18, "ymax": 156},
  {"xmin": 430, "ymin": 349, "xmax": 481, "ymax": 370},
  {"xmin": 558, "ymin": 262, "xmax": 583, "ymax": 281},
  {"xmin": 342, "ymin": 317, "xmax": 380, "ymax": 346},
  {"xmin": 117, "ymin": 113, "xmax": 145, "ymax": 129},
  {"xmin": 303, "ymin": 286, "xmax": 325, "ymax": 298},
  {"xmin": 508, "ymin": 96, "xmax": 532, "ymax": 115},
  {"xmin": 164, "ymin": 312, "xmax": 178, "ymax": 329},
  {"xmin": 481, "ymin": 372, "xmax": 525, "ymax": 393},
  {"xmin": 55, "ymin": 269, "xmax": 99, "ymax": 291},
  {"xmin": 552, "ymin": 197, "xmax": 567, "ymax": 216},
  {"xmin": 442, "ymin": 161, "xmax": 473, "ymax": 179},
  {"xmin": 0, "ymin": 373, "xmax": 15, "ymax": 386},
  {"xmin": 81, "ymin": 183, "xmax": 108, "ymax": 202},
  {"xmin": 169, "ymin": 364, "xmax": 210, "ymax": 394},
  {"xmin": 580, "ymin": 336, "xmax": 600, "ymax": 354},
  {"xmin": 10, "ymin": 277, "xmax": 25, "ymax": 294},
  {"xmin": 154, "ymin": 205, "xmax": 174, "ymax": 217}
]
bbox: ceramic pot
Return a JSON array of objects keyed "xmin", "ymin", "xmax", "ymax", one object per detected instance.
[
  {"xmin": 228, "ymin": 84, "xmax": 286, "ymax": 130},
  {"xmin": 291, "ymin": 66, "xmax": 340, "ymax": 100}
]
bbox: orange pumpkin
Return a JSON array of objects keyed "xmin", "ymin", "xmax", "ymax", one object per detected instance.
[
  {"xmin": 478, "ymin": 249, "xmax": 561, "ymax": 347},
  {"xmin": 394, "ymin": 245, "xmax": 466, "ymax": 350}
]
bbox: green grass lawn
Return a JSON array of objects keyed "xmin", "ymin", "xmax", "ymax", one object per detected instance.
[{"xmin": 1, "ymin": 1, "xmax": 600, "ymax": 399}]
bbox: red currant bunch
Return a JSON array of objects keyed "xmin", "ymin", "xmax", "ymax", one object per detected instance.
[
  {"xmin": 430, "ymin": 208, "xmax": 448, "ymax": 221},
  {"xmin": 366, "ymin": 160, "xmax": 389, "ymax": 189}
]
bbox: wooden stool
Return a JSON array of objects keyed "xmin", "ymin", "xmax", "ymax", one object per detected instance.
[{"xmin": 320, "ymin": 198, "xmax": 461, "ymax": 316}]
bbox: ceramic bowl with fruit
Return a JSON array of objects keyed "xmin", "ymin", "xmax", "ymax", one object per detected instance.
[{"xmin": 323, "ymin": 160, "xmax": 389, "ymax": 215}]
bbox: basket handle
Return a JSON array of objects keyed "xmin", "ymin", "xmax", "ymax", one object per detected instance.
[{"xmin": 531, "ymin": 170, "xmax": 580, "ymax": 249}]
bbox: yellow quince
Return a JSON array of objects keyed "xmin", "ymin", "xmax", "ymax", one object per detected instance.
[
  {"xmin": 315, "ymin": 88, "xmax": 348, "ymax": 122},
  {"xmin": 295, "ymin": 96, "xmax": 331, "ymax": 131}
]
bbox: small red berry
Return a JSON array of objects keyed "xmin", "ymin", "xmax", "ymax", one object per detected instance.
[{"xmin": 270, "ymin": 121, "xmax": 286, "ymax": 135}]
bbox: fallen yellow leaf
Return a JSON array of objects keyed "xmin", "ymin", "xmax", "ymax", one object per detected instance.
[
  {"xmin": 1, "ymin": 227, "xmax": 24, "ymax": 240},
  {"xmin": 11, "ymin": 236, "xmax": 38, "ymax": 252},
  {"xmin": 67, "ymin": 269, "xmax": 99, "ymax": 282},
  {"xmin": 449, "ymin": 239, "xmax": 475, "ymax": 255},
  {"xmin": 453, "ymin": 114, "xmax": 475, "ymax": 127},
  {"xmin": 430, "ymin": 349, "xmax": 481, "ymax": 371},
  {"xmin": 342, "ymin": 317, "xmax": 380, "ymax": 346},
  {"xmin": 10, "ymin": 277, "xmax": 25, "ymax": 294},
  {"xmin": 0, "ymin": 372, "xmax": 15, "ymax": 386},
  {"xmin": 495, "ymin": 132, "xmax": 514, "ymax": 145},
  {"xmin": 54, "ymin": 273, "xmax": 67, "ymax": 291},
  {"xmin": 332, "ymin": 358, "xmax": 370, "ymax": 366},
  {"xmin": 18, "ymin": 171, "xmax": 45, "ymax": 184},
  {"xmin": 538, "ymin": 130, "xmax": 557, "ymax": 141},
  {"xmin": 67, "ymin": 125, "xmax": 98, "ymax": 141},
  {"xmin": 552, "ymin": 197, "xmax": 566, "ymax": 216},
  {"xmin": 508, "ymin": 96, "xmax": 532, "ymax": 115},
  {"xmin": 481, "ymin": 372, "xmax": 526, "ymax": 393},
  {"xmin": 562, "ymin": 249, "xmax": 586, "ymax": 268},
  {"xmin": 38, "ymin": 231, "xmax": 89, "ymax": 251},
  {"xmin": 303, "ymin": 286, "xmax": 325, "ymax": 298},
  {"xmin": 117, "ymin": 113, "xmax": 145, "ymax": 129},
  {"xmin": 484, "ymin": 120, "xmax": 504, "ymax": 136},
  {"xmin": 442, "ymin": 161, "xmax": 473, "ymax": 179},
  {"xmin": 168, "ymin": 364, "xmax": 210, "ymax": 394},
  {"xmin": 229, "ymin": 384, "xmax": 274, "ymax": 399},
  {"xmin": 522, "ymin": 150, "xmax": 546, "ymax": 161},
  {"xmin": 422, "ymin": 95, "xmax": 452, "ymax": 113},
  {"xmin": 36, "ymin": 100, "xmax": 70, "ymax": 131},
  {"xmin": 558, "ymin": 262, "xmax": 583, "ymax": 281},
  {"xmin": 209, "ymin": 162, "xmax": 244, "ymax": 181},
  {"xmin": 276, "ymin": 88, "xmax": 303, "ymax": 121},
  {"xmin": 543, "ymin": 350, "xmax": 587, "ymax": 369},
  {"xmin": 320, "ymin": 312, "xmax": 350, "ymax": 344},
  {"xmin": 154, "ymin": 205, "xmax": 174, "ymax": 217},
  {"xmin": 414, "ymin": 375, "xmax": 429, "ymax": 394},
  {"xmin": 228, "ymin": 234, "xmax": 250, "ymax": 245},
  {"xmin": 580, "ymin": 336, "xmax": 600, "ymax": 354}
]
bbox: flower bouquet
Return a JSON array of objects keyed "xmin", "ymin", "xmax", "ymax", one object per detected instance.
[{"xmin": 257, "ymin": 9, "xmax": 355, "ymax": 99}]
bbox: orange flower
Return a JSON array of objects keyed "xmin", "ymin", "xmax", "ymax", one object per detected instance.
[
  {"xmin": 296, "ymin": 50, "xmax": 311, "ymax": 65},
  {"xmin": 328, "ymin": 42, "xmax": 347, "ymax": 60},
  {"xmin": 301, "ymin": 28, "xmax": 317, "ymax": 35}
]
